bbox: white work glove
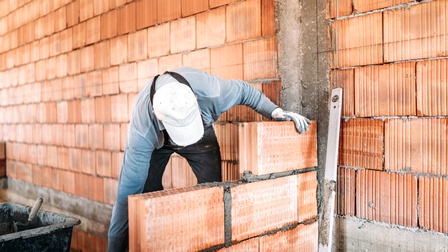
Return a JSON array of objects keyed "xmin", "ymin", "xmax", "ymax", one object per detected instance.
[{"xmin": 271, "ymin": 108, "xmax": 312, "ymax": 134}]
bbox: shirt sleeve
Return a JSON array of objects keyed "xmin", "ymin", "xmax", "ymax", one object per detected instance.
[
  {"xmin": 219, "ymin": 79, "xmax": 278, "ymax": 119},
  {"xmin": 177, "ymin": 67, "xmax": 279, "ymax": 120}
]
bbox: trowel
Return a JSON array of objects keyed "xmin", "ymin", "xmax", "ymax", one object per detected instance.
[{"xmin": 13, "ymin": 198, "xmax": 43, "ymax": 232}]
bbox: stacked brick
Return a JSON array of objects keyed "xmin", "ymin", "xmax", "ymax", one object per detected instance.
[
  {"xmin": 129, "ymin": 121, "xmax": 318, "ymax": 251},
  {"xmin": 0, "ymin": 0, "xmax": 282, "ymax": 250},
  {"xmin": 0, "ymin": 142, "xmax": 5, "ymax": 177},
  {"xmin": 330, "ymin": 0, "xmax": 448, "ymax": 236}
]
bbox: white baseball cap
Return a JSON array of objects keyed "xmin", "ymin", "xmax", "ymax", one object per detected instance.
[{"xmin": 153, "ymin": 82, "xmax": 204, "ymax": 146}]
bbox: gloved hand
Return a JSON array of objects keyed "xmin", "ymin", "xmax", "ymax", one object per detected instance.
[{"xmin": 271, "ymin": 108, "xmax": 312, "ymax": 133}]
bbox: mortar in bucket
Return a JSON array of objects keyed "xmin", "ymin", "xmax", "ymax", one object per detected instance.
[{"xmin": 0, "ymin": 199, "xmax": 81, "ymax": 252}]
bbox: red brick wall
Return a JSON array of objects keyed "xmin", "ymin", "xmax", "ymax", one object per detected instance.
[
  {"xmin": 0, "ymin": 0, "xmax": 284, "ymax": 250},
  {"xmin": 330, "ymin": 0, "xmax": 448, "ymax": 236}
]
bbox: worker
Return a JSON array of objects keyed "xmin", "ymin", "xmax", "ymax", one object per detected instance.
[{"xmin": 107, "ymin": 66, "xmax": 311, "ymax": 251}]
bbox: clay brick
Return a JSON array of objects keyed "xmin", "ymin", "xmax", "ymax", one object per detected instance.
[
  {"xmin": 0, "ymin": 142, "xmax": 4, "ymax": 159},
  {"xmin": 55, "ymin": 54, "xmax": 68, "ymax": 78},
  {"xmin": 45, "ymin": 102, "xmax": 58, "ymax": 123},
  {"xmin": 211, "ymin": 43, "xmax": 243, "ymax": 80},
  {"xmin": 96, "ymin": 150, "xmax": 111, "ymax": 177},
  {"xmin": 170, "ymin": 154, "xmax": 197, "ymax": 188},
  {"xmin": 182, "ymin": 49, "xmax": 210, "ymax": 73},
  {"xmin": 111, "ymin": 94, "xmax": 129, "ymax": 122},
  {"xmin": 243, "ymin": 37, "xmax": 277, "ymax": 80},
  {"xmin": 104, "ymin": 124, "xmax": 121, "ymax": 151},
  {"xmin": 103, "ymin": 177, "xmax": 118, "ymax": 205},
  {"xmin": 69, "ymin": 147, "xmax": 82, "ymax": 172},
  {"xmin": 75, "ymin": 124, "xmax": 89, "ymax": 148},
  {"xmin": 46, "ymin": 145, "xmax": 58, "ymax": 168},
  {"xmin": 94, "ymin": 40, "xmax": 110, "ymax": 70},
  {"xmin": 119, "ymin": 62, "xmax": 138, "ymax": 93},
  {"xmin": 89, "ymin": 74, "xmax": 106, "ymax": 97},
  {"xmin": 136, "ymin": 0, "xmax": 157, "ymax": 30},
  {"xmin": 385, "ymin": 118, "xmax": 448, "ymax": 175},
  {"xmin": 330, "ymin": 69, "xmax": 355, "ymax": 117},
  {"xmin": 61, "ymin": 76, "xmax": 75, "ymax": 100},
  {"xmin": 67, "ymin": 49, "xmax": 81, "ymax": 75},
  {"xmin": 261, "ymin": 0, "xmax": 275, "ymax": 36},
  {"xmin": 102, "ymin": 66, "xmax": 120, "ymax": 95},
  {"xmin": 297, "ymin": 171, "xmax": 318, "ymax": 222},
  {"xmin": 196, "ymin": 7, "xmax": 225, "ymax": 49},
  {"xmin": 213, "ymin": 122, "xmax": 239, "ymax": 162},
  {"xmin": 127, "ymin": 29, "xmax": 148, "ymax": 62},
  {"xmin": 128, "ymin": 186, "xmax": 224, "ymax": 251},
  {"xmin": 15, "ymin": 162, "xmax": 33, "ymax": 184},
  {"xmin": 117, "ymin": 2, "xmax": 135, "ymax": 35},
  {"xmin": 94, "ymin": 0, "xmax": 109, "ymax": 16},
  {"xmin": 337, "ymin": 167, "xmax": 356, "ymax": 216},
  {"xmin": 353, "ymin": 0, "xmax": 413, "ymax": 13},
  {"xmin": 210, "ymin": 0, "xmax": 239, "ymax": 8},
  {"xmin": 57, "ymin": 101, "xmax": 68, "ymax": 123},
  {"xmin": 239, "ymin": 121, "xmax": 317, "ymax": 176},
  {"xmin": 66, "ymin": 0, "xmax": 80, "ymax": 27},
  {"xmin": 170, "ymin": 16, "xmax": 196, "ymax": 53},
  {"xmin": 419, "ymin": 176, "xmax": 448, "ymax": 234},
  {"xmin": 86, "ymin": 15, "xmax": 100, "ymax": 45},
  {"xmin": 384, "ymin": 1, "xmax": 448, "ymax": 62},
  {"xmin": 331, "ymin": 12, "xmax": 382, "ymax": 68},
  {"xmin": 158, "ymin": 54, "xmax": 183, "ymax": 74},
  {"xmin": 88, "ymin": 175, "xmax": 104, "ymax": 202},
  {"xmin": 259, "ymin": 221, "xmax": 318, "ymax": 251},
  {"xmin": 39, "ymin": 37, "xmax": 49, "ymax": 60},
  {"xmin": 339, "ymin": 118, "xmax": 384, "ymax": 170},
  {"xmin": 137, "ymin": 58, "xmax": 158, "ymax": 89},
  {"xmin": 111, "ymin": 151, "xmax": 123, "ymax": 179},
  {"xmin": 355, "ymin": 62, "xmax": 416, "ymax": 117},
  {"xmin": 147, "ymin": 23, "xmax": 170, "ymax": 58},
  {"xmin": 81, "ymin": 98, "xmax": 95, "ymax": 123},
  {"xmin": 109, "ymin": 0, "xmax": 127, "ymax": 9},
  {"xmin": 63, "ymin": 124, "xmax": 76, "ymax": 147},
  {"xmin": 226, "ymin": 0, "xmax": 261, "ymax": 43},
  {"xmin": 120, "ymin": 123, "xmax": 128, "ymax": 151},
  {"xmin": 356, "ymin": 169, "xmax": 417, "ymax": 227},
  {"xmin": 82, "ymin": 149, "xmax": 96, "ymax": 175},
  {"xmin": 73, "ymin": 74, "xmax": 87, "ymax": 99},
  {"xmin": 182, "ymin": 0, "xmax": 208, "ymax": 16},
  {"xmin": 328, "ymin": 0, "xmax": 352, "ymax": 18},
  {"xmin": 54, "ymin": 6, "xmax": 67, "ymax": 32},
  {"xmin": 68, "ymin": 100, "xmax": 82, "ymax": 123},
  {"xmin": 110, "ymin": 35, "xmax": 127, "ymax": 66},
  {"xmin": 417, "ymin": 59, "xmax": 448, "ymax": 116},
  {"xmin": 80, "ymin": 45, "xmax": 94, "ymax": 73},
  {"xmin": 43, "ymin": 11, "xmax": 55, "ymax": 37},
  {"xmin": 79, "ymin": 0, "xmax": 94, "ymax": 22},
  {"xmin": 157, "ymin": 0, "xmax": 181, "ymax": 23},
  {"xmin": 231, "ymin": 175, "xmax": 298, "ymax": 242},
  {"xmin": 75, "ymin": 172, "xmax": 90, "ymax": 199},
  {"xmin": 94, "ymin": 96, "xmax": 111, "ymax": 123},
  {"xmin": 72, "ymin": 22, "xmax": 86, "ymax": 49},
  {"xmin": 221, "ymin": 161, "xmax": 240, "ymax": 182},
  {"xmin": 217, "ymin": 237, "xmax": 258, "ymax": 252},
  {"xmin": 100, "ymin": 9, "xmax": 118, "ymax": 40},
  {"xmin": 89, "ymin": 124, "xmax": 104, "ymax": 149}
]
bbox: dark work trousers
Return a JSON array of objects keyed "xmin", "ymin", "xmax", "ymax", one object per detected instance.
[{"xmin": 143, "ymin": 125, "xmax": 222, "ymax": 193}]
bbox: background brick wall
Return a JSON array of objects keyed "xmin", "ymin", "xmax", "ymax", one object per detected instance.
[
  {"xmin": 0, "ymin": 0, "xmax": 298, "ymax": 250},
  {"xmin": 330, "ymin": 0, "xmax": 448, "ymax": 237}
]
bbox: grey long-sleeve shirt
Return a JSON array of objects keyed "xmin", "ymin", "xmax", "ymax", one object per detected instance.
[{"xmin": 107, "ymin": 67, "xmax": 279, "ymax": 251}]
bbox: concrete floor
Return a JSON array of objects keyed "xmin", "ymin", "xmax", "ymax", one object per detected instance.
[{"xmin": 334, "ymin": 216, "xmax": 448, "ymax": 252}]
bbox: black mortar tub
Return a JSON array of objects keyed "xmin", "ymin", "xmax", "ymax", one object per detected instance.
[{"xmin": 0, "ymin": 202, "xmax": 81, "ymax": 252}]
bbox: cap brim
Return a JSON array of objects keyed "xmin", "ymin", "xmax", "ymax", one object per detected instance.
[{"xmin": 163, "ymin": 108, "xmax": 204, "ymax": 146}]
